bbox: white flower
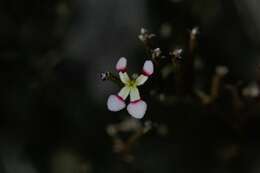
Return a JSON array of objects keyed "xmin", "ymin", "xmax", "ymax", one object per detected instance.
[
  {"xmin": 170, "ymin": 48, "xmax": 183, "ymax": 59},
  {"xmin": 151, "ymin": 48, "xmax": 162, "ymax": 59},
  {"xmin": 242, "ymin": 83, "xmax": 259, "ymax": 98},
  {"xmin": 138, "ymin": 28, "xmax": 155, "ymax": 42},
  {"xmin": 107, "ymin": 57, "xmax": 154, "ymax": 119},
  {"xmin": 138, "ymin": 28, "xmax": 148, "ymax": 42},
  {"xmin": 190, "ymin": 27, "xmax": 199, "ymax": 39}
]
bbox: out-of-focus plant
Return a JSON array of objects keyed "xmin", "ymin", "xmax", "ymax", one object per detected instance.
[{"xmin": 101, "ymin": 26, "xmax": 260, "ymax": 166}]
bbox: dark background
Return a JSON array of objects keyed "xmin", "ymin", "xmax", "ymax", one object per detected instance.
[{"xmin": 0, "ymin": 0, "xmax": 260, "ymax": 173}]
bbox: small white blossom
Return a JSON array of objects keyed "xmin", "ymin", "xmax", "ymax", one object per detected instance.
[
  {"xmin": 151, "ymin": 48, "xmax": 162, "ymax": 59},
  {"xmin": 242, "ymin": 83, "xmax": 259, "ymax": 98},
  {"xmin": 170, "ymin": 48, "xmax": 183, "ymax": 59},
  {"xmin": 138, "ymin": 28, "xmax": 155, "ymax": 42},
  {"xmin": 190, "ymin": 27, "xmax": 199, "ymax": 39},
  {"xmin": 107, "ymin": 57, "xmax": 154, "ymax": 119},
  {"xmin": 140, "ymin": 28, "xmax": 147, "ymax": 35}
]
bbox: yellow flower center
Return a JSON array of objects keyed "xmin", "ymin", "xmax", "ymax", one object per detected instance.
[{"xmin": 127, "ymin": 80, "xmax": 137, "ymax": 88}]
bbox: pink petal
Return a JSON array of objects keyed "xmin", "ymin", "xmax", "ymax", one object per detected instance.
[
  {"xmin": 107, "ymin": 95, "xmax": 126, "ymax": 112},
  {"xmin": 142, "ymin": 60, "xmax": 154, "ymax": 76},
  {"xmin": 127, "ymin": 100, "xmax": 147, "ymax": 119},
  {"xmin": 116, "ymin": 57, "xmax": 127, "ymax": 72}
]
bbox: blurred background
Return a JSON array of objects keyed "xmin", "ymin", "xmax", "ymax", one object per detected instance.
[{"xmin": 1, "ymin": 0, "xmax": 260, "ymax": 172}]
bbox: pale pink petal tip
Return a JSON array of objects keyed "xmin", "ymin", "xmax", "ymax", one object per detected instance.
[
  {"xmin": 116, "ymin": 57, "xmax": 127, "ymax": 72},
  {"xmin": 143, "ymin": 60, "xmax": 154, "ymax": 76},
  {"xmin": 107, "ymin": 95, "xmax": 126, "ymax": 112},
  {"xmin": 127, "ymin": 100, "xmax": 147, "ymax": 119}
]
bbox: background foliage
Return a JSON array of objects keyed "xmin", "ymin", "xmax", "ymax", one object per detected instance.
[{"xmin": 0, "ymin": 0, "xmax": 260, "ymax": 173}]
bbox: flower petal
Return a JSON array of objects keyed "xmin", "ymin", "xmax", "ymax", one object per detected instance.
[
  {"xmin": 116, "ymin": 57, "xmax": 127, "ymax": 72},
  {"xmin": 118, "ymin": 86, "xmax": 130, "ymax": 100},
  {"xmin": 107, "ymin": 95, "xmax": 126, "ymax": 112},
  {"xmin": 130, "ymin": 87, "xmax": 141, "ymax": 102},
  {"xmin": 119, "ymin": 72, "xmax": 130, "ymax": 84},
  {"xmin": 127, "ymin": 100, "xmax": 147, "ymax": 119},
  {"xmin": 142, "ymin": 60, "xmax": 154, "ymax": 76},
  {"xmin": 135, "ymin": 74, "xmax": 148, "ymax": 86}
]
